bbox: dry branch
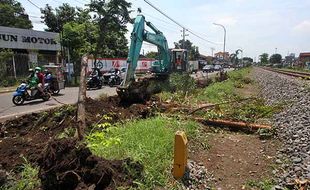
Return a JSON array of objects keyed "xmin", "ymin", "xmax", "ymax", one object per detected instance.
[{"xmin": 193, "ymin": 117, "xmax": 271, "ymax": 130}]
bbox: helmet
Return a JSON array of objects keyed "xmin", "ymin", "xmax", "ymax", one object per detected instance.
[
  {"xmin": 28, "ymin": 68, "xmax": 34, "ymax": 73},
  {"xmin": 35, "ymin": 67, "xmax": 41, "ymax": 72},
  {"xmin": 44, "ymin": 69, "xmax": 49, "ymax": 73}
]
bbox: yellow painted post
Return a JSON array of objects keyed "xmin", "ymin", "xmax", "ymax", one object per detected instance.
[{"xmin": 173, "ymin": 131, "xmax": 188, "ymax": 179}]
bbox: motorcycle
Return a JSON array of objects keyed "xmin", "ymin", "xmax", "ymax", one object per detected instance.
[
  {"xmin": 12, "ymin": 83, "xmax": 51, "ymax": 106},
  {"xmin": 108, "ymin": 73, "xmax": 122, "ymax": 87},
  {"xmin": 87, "ymin": 75, "xmax": 103, "ymax": 89},
  {"xmin": 45, "ymin": 78, "xmax": 61, "ymax": 95}
]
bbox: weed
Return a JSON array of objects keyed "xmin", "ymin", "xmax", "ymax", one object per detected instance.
[
  {"xmin": 169, "ymin": 73, "xmax": 196, "ymax": 95},
  {"xmin": 257, "ymin": 128, "xmax": 275, "ymax": 139},
  {"xmin": 245, "ymin": 179, "xmax": 275, "ymax": 190},
  {"xmin": 56, "ymin": 127, "xmax": 76, "ymax": 139},
  {"xmin": 224, "ymin": 98, "xmax": 279, "ymax": 122},
  {"xmin": 86, "ymin": 116, "xmax": 201, "ymax": 189},
  {"xmin": 1, "ymin": 157, "xmax": 40, "ymax": 190},
  {"xmin": 196, "ymin": 80, "xmax": 237, "ymax": 103}
]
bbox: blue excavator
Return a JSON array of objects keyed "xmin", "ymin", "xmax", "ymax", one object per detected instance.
[{"xmin": 117, "ymin": 13, "xmax": 188, "ymax": 102}]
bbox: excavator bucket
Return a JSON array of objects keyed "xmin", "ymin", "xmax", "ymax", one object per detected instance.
[
  {"xmin": 117, "ymin": 79, "xmax": 151, "ymax": 103},
  {"xmin": 117, "ymin": 75, "xmax": 168, "ymax": 103}
]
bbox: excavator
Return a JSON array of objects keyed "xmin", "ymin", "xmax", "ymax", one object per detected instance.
[{"xmin": 117, "ymin": 13, "xmax": 188, "ymax": 102}]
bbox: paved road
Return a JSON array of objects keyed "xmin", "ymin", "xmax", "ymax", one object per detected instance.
[{"xmin": 0, "ymin": 86, "xmax": 117, "ymax": 121}]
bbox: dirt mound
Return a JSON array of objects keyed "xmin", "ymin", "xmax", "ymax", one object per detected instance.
[
  {"xmin": 85, "ymin": 96, "xmax": 151, "ymax": 122},
  {"xmin": 38, "ymin": 138, "xmax": 143, "ymax": 190},
  {"xmin": 0, "ymin": 96, "xmax": 152, "ymax": 171}
]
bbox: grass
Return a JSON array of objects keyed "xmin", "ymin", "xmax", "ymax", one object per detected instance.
[
  {"xmin": 1, "ymin": 158, "xmax": 40, "ymax": 190},
  {"xmin": 244, "ymin": 179, "xmax": 275, "ymax": 190},
  {"xmin": 86, "ymin": 116, "xmax": 201, "ymax": 189},
  {"xmin": 159, "ymin": 67, "xmax": 283, "ymax": 123},
  {"xmin": 281, "ymin": 67, "xmax": 310, "ymax": 73},
  {"xmin": 158, "ymin": 67, "xmax": 252, "ymax": 105},
  {"xmin": 196, "ymin": 67, "xmax": 252, "ymax": 103}
]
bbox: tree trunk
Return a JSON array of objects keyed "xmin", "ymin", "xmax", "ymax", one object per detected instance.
[{"xmin": 76, "ymin": 54, "xmax": 88, "ymax": 140}]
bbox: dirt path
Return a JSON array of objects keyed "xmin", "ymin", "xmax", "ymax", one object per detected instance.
[{"xmin": 191, "ymin": 133, "xmax": 277, "ymax": 189}]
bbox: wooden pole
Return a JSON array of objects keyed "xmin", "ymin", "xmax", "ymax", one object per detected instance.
[
  {"xmin": 193, "ymin": 117, "xmax": 271, "ymax": 130},
  {"xmin": 12, "ymin": 54, "xmax": 17, "ymax": 79},
  {"xmin": 76, "ymin": 54, "xmax": 88, "ymax": 140}
]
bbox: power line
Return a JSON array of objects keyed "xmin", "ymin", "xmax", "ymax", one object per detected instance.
[
  {"xmin": 144, "ymin": 0, "xmax": 185, "ymax": 29},
  {"xmin": 143, "ymin": 0, "xmax": 219, "ymax": 46},
  {"xmin": 26, "ymin": 0, "xmax": 41, "ymax": 10},
  {"xmin": 187, "ymin": 29, "xmax": 221, "ymax": 45}
]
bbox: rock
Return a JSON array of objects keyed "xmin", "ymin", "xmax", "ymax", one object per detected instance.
[
  {"xmin": 293, "ymin": 158, "xmax": 302, "ymax": 164},
  {"xmin": 294, "ymin": 166, "xmax": 302, "ymax": 172},
  {"xmin": 275, "ymin": 159, "xmax": 282, "ymax": 164},
  {"xmin": 252, "ymin": 68, "xmax": 310, "ymax": 186}
]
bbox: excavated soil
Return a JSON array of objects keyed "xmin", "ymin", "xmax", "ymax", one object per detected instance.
[
  {"xmin": 0, "ymin": 96, "xmax": 151, "ymax": 172},
  {"xmin": 38, "ymin": 138, "xmax": 143, "ymax": 190}
]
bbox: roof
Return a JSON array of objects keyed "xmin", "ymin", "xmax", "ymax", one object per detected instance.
[{"xmin": 299, "ymin": 52, "xmax": 310, "ymax": 57}]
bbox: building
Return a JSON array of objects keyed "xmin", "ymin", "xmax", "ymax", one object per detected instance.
[
  {"xmin": 299, "ymin": 52, "xmax": 310, "ymax": 66},
  {"xmin": 0, "ymin": 26, "xmax": 61, "ymax": 77},
  {"xmin": 214, "ymin": 51, "xmax": 229, "ymax": 61}
]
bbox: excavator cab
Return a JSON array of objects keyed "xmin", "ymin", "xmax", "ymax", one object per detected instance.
[{"xmin": 170, "ymin": 49, "xmax": 188, "ymax": 72}]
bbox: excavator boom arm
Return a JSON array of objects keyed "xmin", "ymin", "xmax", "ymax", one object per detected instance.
[{"xmin": 121, "ymin": 14, "xmax": 170, "ymax": 88}]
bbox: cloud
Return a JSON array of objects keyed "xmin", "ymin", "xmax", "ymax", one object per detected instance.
[{"xmin": 293, "ymin": 20, "xmax": 310, "ymax": 33}]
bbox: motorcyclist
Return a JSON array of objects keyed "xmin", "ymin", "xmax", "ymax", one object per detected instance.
[
  {"xmin": 27, "ymin": 69, "xmax": 38, "ymax": 87},
  {"xmin": 27, "ymin": 69, "xmax": 39, "ymax": 96},
  {"xmin": 91, "ymin": 68, "xmax": 102, "ymax": 84},
  {"xmin": 34, "ymin": 67, "xmax": 45, "ymax": 95},
  {"xmin": 44, "ymin": 69, "xmax": 53, "ymax": 84}
]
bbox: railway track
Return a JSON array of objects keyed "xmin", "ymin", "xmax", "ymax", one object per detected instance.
[{"xmin": 263, "ymin": 67, "xmax": 310, "ymax": 80}]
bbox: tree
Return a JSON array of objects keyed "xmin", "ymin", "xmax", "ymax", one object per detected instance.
[
  {"xmin": 145, "ymin": 51, "xmax": 158, "ymax": 59},
  {"xmin": 229, "ymin": 49, "xmax": 242, "ymax": 66},
  {"xmin": 0, "ymin": 49, "xmax": 13, "ymax": 79},
  {"xmin": 0, "ymin": 0, "xmax": 32, "ymax": 29},
  {"xmin": 61, "ymin": 21, "xmax": 98, "ymax": 83},
  {"xmin": 259, "ymin": 53, "xmax": 269, "ymax": 65},
  {"xmin": 89, "ymin": 0, "xmax": 131, "ymax": 59},
  {"xmin": 41, "ymin": 3, "xmax": 76, "ymax": 32},
  {"xmin": 174, "ymin": 39, "xmax": 200, "ymax": 60},
  {"xmin": 242, "ymin": 57, "xmax": 253, "ymax": 63},
  {"xmin": 269, "ymin": 54, "xmax": 282, "ymax": 64}
]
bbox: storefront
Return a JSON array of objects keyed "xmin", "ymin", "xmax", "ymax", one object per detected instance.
[{"xmin": 0, "ymin": 26, "xmax": 61, "ymax": 76}]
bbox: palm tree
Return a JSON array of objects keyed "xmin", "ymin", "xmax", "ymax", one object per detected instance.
[{"xmin": 229, "ymin": 49, "xmax": 242, "ymax": 68}]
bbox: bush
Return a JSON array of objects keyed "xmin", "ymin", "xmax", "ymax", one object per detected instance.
[
  {"xmin": 2, "ymin": 158, "xmax": 40, "ymax": 190},
  {"xmin": 0, "ymin": 77, "xmax": 17, "ymax": 87},
  {"xmin": 169, "ymin": 73, "xmax": 196, "ymax": 95}
]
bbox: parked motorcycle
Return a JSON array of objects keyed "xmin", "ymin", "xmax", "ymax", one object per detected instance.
[
  {"xmin": 45, "ymin": 78, "xmax": 61, "ymax": 95},
  {"xmin": 87, "ymin": 75, "xmax": 103, "ymax": 89},
  {"xmin": 108, "ymin": 73, "xmax": 122, "ymax": 87},
  {"xmin": 12, "ymin": 83, "xmax": 50, "ymax": 106}
]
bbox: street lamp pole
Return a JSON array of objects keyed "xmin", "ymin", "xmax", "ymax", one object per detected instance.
[{"xmin": 213, "ymin": 23, "xmax": 226, "ymax": 59}]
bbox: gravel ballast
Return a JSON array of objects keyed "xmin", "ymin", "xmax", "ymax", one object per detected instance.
[{"xmin": 252, "ymin": 67, "xmax": 310, "ymax": 187}]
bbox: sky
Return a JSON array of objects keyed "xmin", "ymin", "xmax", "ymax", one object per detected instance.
[{"xmin": 20, "ymin": 0, "xmax": 310, "ymax": 60}]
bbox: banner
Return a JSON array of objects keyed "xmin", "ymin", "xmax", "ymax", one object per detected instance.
[{"xmin": 87, "ymin": 58, "xmax": 155, "ymax": 73}]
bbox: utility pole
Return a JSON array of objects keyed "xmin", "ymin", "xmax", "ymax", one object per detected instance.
[
  {"xmin": 211, "ymin": 47, "xmax": 215, "ymax": 57},
  {"xmin": 181, "ymin": 28, "xmax": 188, "ymax": 49}
]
